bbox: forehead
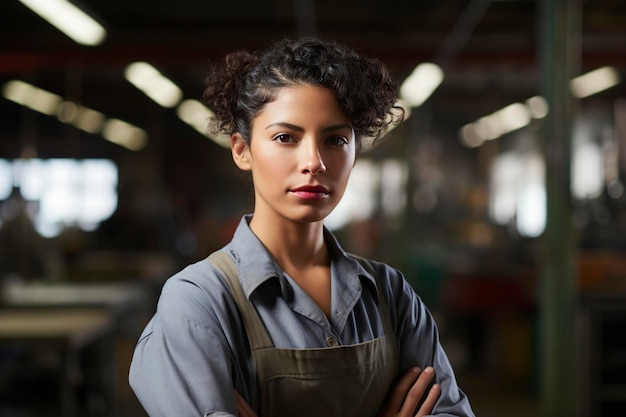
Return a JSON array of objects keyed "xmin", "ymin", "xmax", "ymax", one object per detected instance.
[{"xmin": 254, "ymin": 84, "xmax": 349, "ymax": 126}]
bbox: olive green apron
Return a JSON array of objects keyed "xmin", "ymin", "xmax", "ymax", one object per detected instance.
[{"xmin": 208, "ymin": 252, "xmax": 398, "ymax": 417}]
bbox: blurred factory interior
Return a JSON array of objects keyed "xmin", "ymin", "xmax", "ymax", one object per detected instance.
[{"xmin": 1, "ymin": 0, "xmax": 625, "ymax": 416}]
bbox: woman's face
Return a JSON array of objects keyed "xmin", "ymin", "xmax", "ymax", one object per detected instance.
[{"xmin": 233, "ymin": 83, "xmax": 356, "ymax": 225}]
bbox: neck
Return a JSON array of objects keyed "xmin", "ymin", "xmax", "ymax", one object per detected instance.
[{"xmin": 249, "ymin": 213, "xmax": 328, "ymax": 271}]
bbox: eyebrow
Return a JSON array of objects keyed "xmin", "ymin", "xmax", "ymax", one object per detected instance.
[{"xmin": 265, "ymin": 122, "xmax": 353, "ymax": 133}]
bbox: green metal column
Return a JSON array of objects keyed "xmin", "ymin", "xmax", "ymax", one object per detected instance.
[{"xmin": 539, "ymin": 0, "xmax": 581, "ymax": 416}]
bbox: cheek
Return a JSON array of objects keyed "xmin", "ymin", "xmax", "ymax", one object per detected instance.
[
  {"xmin": 331, "ymin": 154, "xmax": 356, "ymax": 186},
  {"xmin": 251, "ymin": 146, "xmax": 291, "ymax": 181}
]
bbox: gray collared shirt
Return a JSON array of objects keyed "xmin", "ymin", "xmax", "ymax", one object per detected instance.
[{"xmin": 129, "ymin": 215, "xmax": 474, "ymax": 417}]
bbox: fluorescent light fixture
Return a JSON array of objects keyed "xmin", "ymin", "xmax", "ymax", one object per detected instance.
[
  {"xmin": 5, "ymin": 82, "xmax": 104, "ymax": 133},
  {"xmin": 57, "ymin": 102, "xmax": 105, "ymax": 133},
  {"xmin": 496, "ymin": 103, "xmax": 532, "ymax": 133},
  {"xmin": 102, "ymin": 119, "xmax": 148, "ymax": 151},
  {"xmin": 176, "ymin": 99, "xmax": 211, "ymax": 132},
  {"xmin": 461, "ymin": 66, "xmax": 621, "ymax": 148},
  {"xmin": 57, "ymin": 101, "xmax": 79, "ymax": 123},
  {"xmin": 525, "ymin": 96, "xmax": 549, "ymax": 119},
  {"xmin": 125, "ymin": 62, "xmax": 183, "ymax": 108},
  {"xmin": 3, "ymin": 80, "xmax": 63, "ymax": 115},
  {"xmin": 176, "ymin": 99, "xmax": 230, "ymax": 147},
  {"xmin": 18, "ymin": 0, "xmax": 106, "ymax": 46},
  {"xmin": 73, "ymin": 106, "xmax": 106, "ymax": 134},
  {"xmin": 400, "ymin": 63, "xmax": 444, "ymax": 107},
  {"xmin": 3, "ymin": 80, "xmax": 145, "ymax": 151},
  {"xmin": 475, "ymin": 115, "xmax": 500, "ymax": 141},
  {"xmin": 570, "ymin": 66, "xmax": 620, "ymax": 98},
  {"xmin": 2, "ymin": 80, "xmax": 32, "ymax": 105},
  {"xmin": 459, "ymin": 124, "xmax": 485, "ymax": 148},
  {"xmin": 460, "ymin": 102, "xmax": 532, "ymax": 146}
]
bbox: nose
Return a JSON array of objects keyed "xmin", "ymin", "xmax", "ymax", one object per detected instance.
[{"xmin": 300, "ymin": 140, "xmax": 326, "ymax": 175}]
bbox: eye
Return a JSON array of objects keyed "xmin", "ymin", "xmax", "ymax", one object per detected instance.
[
  {"xmin": 274, "ymin": 133, "xmax": 296, "ymax": 143},
  {"xmin": 327, "ymin": 136, "xmax": 349, "ymax": 146}
]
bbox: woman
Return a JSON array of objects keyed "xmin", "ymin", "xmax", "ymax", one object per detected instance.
[{"xmin": 129, "ymin": 37, "xmax": 474, "ymax": 417}]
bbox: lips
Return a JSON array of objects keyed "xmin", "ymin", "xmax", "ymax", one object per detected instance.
[{"xmin": 290, "ymin": 185, "xmax": 329, "ymax": 200}]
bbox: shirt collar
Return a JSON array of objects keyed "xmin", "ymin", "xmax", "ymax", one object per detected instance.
[{"xmin": 226, "ymin": 215, "xmax": 378, "ymax": 300}]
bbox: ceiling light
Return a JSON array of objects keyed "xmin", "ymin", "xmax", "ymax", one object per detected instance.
[
  {"xmin": 461, "ymin": 66, "xmax": 621, "ymax": 148},
  {"xmin": 496, "ymin": 103, "xmax": 532, "ymax": 133},
  {"xmin": 56, "ymin": 101, "xmax": 104, "ymax": 133},
  {"xmin": 570, "ymin": 66, "xmax": 620, "ymax": 99},
  {"xmin": 18, "ymin": 0, "xmax": 106, "ymax": 46},
  {"xmin": 459, "ymin": 124, "xmax": 486, "ymax": 148},
  {"xmin": 102, "ymin": 119, "xmax": 148, "ymax": 151},
  {"xmin": 460, "ymin": 102, "xmax": 532, "ymax": 146},
  {"xmin": 400, "ymin": 63, "xmax": 444, "ymax": 107},
  {"xmin": 57, "ymin": 101, "xmax": 79, "ymax": 123},
  {"xmin": 176, "ymin": 100, "xmax": 211, "ymax": 133},
  {"xmin": 525, "ymin": 96, "xmax": 549, "ymax": 119},
  {"xmin": 2, "ymin": 80, "xmax": 32, "ymax": 105},
  {"xmin": 3, "ymin": 80, "xmax": 145, "ymax": 151},
  {"xmin": 73, "ymin": 107, "xmax": 106, "ymax": 134},
  {"xmin": 125, "ymin": 62, "xmax": 183, "ymax": 108},
  {"xmin": 3, "ymin": 80, "xmax": 62, "ymax": 115},
  {"xmin": 176, "ymin": 99, "xmax": 230, "ymax": 147}
]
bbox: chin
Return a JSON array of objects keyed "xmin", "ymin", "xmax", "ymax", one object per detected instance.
[{"xmin": 289, "ymin": 207, "xmax": 334, "ymax": 224}]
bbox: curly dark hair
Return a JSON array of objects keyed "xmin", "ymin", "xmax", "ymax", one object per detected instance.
[{"xmin": 203, "ymin": 37, "xmax": 403, "ymax": 150}]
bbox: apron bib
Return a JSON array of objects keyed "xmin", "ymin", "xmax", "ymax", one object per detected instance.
[{"xmin": 208, "ymin": 252, "xmax": 398, "ymax": 417}]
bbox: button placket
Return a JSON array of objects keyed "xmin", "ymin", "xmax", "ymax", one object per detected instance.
[{"xmin": 325, "ymin": 336, "xmax": 339, "ymax": 347}]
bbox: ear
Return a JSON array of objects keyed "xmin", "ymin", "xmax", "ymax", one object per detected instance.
[{"xmin": 231, "ymin": 133, "xmax": 252, "ymax": 171}]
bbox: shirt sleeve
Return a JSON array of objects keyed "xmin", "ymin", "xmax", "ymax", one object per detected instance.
[
  {"xmin": 129, "ymin": 265, "xmax": 243, "ymax": 417},
  {"xmin": 380, "ymin": 263, "xmax": 476, "ymax": 417}
]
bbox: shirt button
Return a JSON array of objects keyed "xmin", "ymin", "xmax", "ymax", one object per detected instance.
[{"xmin": 325, "ymin": 336, "xmax": 338, "ymax": 347}]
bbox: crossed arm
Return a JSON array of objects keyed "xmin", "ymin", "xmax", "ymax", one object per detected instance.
[{"xmin": 234, "ymin": 366, "xmax": 440, "ymax": 417}]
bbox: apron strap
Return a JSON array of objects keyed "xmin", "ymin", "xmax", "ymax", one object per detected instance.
[
  {"xmin": 207, "ymin": 251, "xmax": 394, "ymax": 350},
  {"xmin": 206, "ymin": 251, "xmax": 274, "ymax": 350}
]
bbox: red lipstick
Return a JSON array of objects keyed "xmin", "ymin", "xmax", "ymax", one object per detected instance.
[{"xmin": 290, "ymin": 185, "xmax": 329, "ymax": 200}]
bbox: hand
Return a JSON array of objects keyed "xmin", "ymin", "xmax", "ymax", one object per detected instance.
[
  {"xmin": 377, "ymin": 367, "xmax": 441, "ymax": 417},
  {"xmin": 235, "ymin": 391, "xmax": 258, "ymax": 417}
]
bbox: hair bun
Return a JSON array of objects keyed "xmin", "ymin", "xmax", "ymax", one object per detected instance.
[
  {"xmin": 203, "ymin": 50, "xmax": 258, "ymax": 137},
  {"xmin": 224, "ymin": 51, "xmax": 258, "ymax": 79}
]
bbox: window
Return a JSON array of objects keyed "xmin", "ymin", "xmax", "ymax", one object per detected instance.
[{"xmin": 0, "ymin": 159, "xmax": 118, "ymax": 237}]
